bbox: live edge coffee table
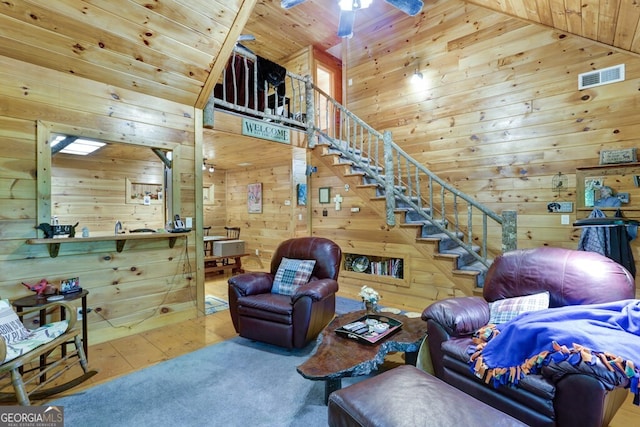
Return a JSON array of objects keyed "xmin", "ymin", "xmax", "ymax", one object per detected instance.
[{"xmin": 297, "ymin": 310, "xmax": 428, "ymax": 404}]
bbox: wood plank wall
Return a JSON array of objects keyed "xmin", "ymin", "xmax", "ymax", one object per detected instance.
[
  {"xmin": 203, "ymin": 170, "xmax": 227, "ymax": 235},
  {"xmin": 333, "ymin": 0, "xmax": 640, "ymax": 301},
  {"xmin": 0, "ymin": 56, "xmax": 200, "ymax": 345},
  {"xmin": 52, "ymin": 147, "xmax": 166, "ymax": 233}
]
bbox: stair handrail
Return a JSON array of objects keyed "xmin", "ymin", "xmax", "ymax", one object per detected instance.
[{"xmin": 307, "ymin": 82, "xmax": 517, "ymax": 267}]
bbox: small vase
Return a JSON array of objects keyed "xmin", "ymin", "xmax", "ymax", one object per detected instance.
[{"xmin": 364, "ymin": 300, "xmax": 378, "ymax": 314}]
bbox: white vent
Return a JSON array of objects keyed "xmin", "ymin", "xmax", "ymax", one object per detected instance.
[{"xmin": 578, "ymin": 64, "xmax": 625, "ymax": 89}]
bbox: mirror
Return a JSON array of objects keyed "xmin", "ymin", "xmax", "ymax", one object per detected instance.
[
  {"xmin": 37, "ymin": 121, "xmax": 181, "ymax": 236},
  {"xmin": 576, "ymin": 163, "xmax": 640, "ymax": 219}
]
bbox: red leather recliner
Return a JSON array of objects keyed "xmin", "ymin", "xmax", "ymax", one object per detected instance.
[
  {"xmin": 422, "ymin": 247, "xmax": 636, "ymax": 427},
  {"xmin": 228, "ymin": 237, "xmax": 342, "ymax": 349}
]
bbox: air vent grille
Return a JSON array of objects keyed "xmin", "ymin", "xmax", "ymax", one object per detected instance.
[{"xmin": 578, "ymin": 64, "xmax": 625, "ymax": 89}]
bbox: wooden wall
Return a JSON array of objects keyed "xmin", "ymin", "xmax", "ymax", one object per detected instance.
[
  {"xmin": 0, "ymin": 56, "xmax": 201, "ymax": 345},
  {"xmin": 203, "ymin": 169, "xmax": 227, "ymax": 235},
  {"xmin": 52, "ymin": 146, "xmax": 166, "ymax": 233},
  {"xmin": 322, "ymin": 0, "xmax": 640, "ymax": 303}
]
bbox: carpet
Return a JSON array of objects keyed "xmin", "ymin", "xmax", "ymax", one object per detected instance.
[
  {"xmin": 205, "ymin": 294, "xmax": 229, "ymax": 314},
  {"xmin": 50, "ymin": 337, "xmax": 364, "ymax": 427},
  {"xmin": 205, "ymin": 295, "xmax": 368, "ymax": 316}
]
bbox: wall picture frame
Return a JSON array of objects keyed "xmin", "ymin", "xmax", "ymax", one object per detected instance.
[
  {"xmin": 617, "ymin": 192, "xmax": 630, "ymax": 204},
  {"xmin": 247, "ymin": 182, "xmax": 262, "ymax": 213},
  {"xmin": 319, "ymin": 187, "xmax": 331, "ymax": 204},
  {"xmin": 203, "ymin": 185, "xmax": 214, "ymax": 205},
  {"xmin": 297, "ymin": 183, "xmax": 307, "ymax": 206}
]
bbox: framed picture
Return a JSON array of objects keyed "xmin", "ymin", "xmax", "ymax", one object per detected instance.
[
  {"xmin": 319, "ymin": 187, "xmax": 331, "ymax": 204},
  {"xmin": 60, "ymin": 277, "xmax": 81, "ymax": 294},
  {"xmin": 297, "ymin": 183, "xmax": 307, "ymax": 206},
  {"xmin": 617, "ymin": 192, "xmax": 630, "ymax": 204},
  {"xmin": 203, "ymin": 185, "xmax": 214, "ymax": 205},
  {"xmin": 247, "ymin": 183, "xmax": 262, "ymax": 213}
]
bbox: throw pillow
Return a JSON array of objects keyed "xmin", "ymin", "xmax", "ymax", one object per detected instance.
[
  {"xmin": 488, "ymin": 291, "xmax": 550, "ymax": 324},
  {"xmin": 271, "ymin": 258, "xmax": 316, "ymax": 296},
  {"xmin": 0, "ymin": 300, "xmax": 32, "ymax": 344}
]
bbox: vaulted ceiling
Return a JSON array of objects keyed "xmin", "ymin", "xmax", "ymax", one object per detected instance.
[
  {"xmin": 2, "ymin": 1, "xmax": 640, "ymax": 170},
  {"xmin": 1, "ymin": 1, "xmax": 638, "ymax": 109}
]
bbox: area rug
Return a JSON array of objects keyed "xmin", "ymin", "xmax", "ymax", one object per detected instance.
[
  {"xmin": 205, "ymin": 294, "xmax": 229, "ymax": 314},
  {"xmin": 50, "ymin": 337, "xmax": 364, "ymax": 427}
]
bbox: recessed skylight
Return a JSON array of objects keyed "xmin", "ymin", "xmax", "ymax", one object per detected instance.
[{"xmin": 51, "ymin": 135, "xmax": 106, "ymax": 155}]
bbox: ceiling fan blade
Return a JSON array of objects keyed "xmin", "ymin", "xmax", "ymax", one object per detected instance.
[
  {"xmin": 384, "ymin": 0, "xmax": 424, "ymax": 16},
  {"xmin": 281, "ymin": 0, "xmax": 308, "ymax": 8},
  {"xmin": 337, "ymin": 10, "xmax": 356, "ymax": 38}
]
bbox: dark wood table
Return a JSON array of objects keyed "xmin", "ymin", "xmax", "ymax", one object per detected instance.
[
  {"xmin": 13, "ymin": 290, "xmax": 89, "ymax": 358},
  {"xmin": 13, "ymin": 290, "xmax": 89, "ymax": 382},
  {"xmin": 297, "ymin": 310, "xmax": 428, "ymax": 404}
]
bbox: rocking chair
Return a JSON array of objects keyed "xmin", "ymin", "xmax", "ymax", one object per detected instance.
[{"xmin": 0, "ymin": 299, "xmax": 97, "ymax": 405}]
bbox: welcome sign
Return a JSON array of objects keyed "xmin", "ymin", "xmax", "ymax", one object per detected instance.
[{"xmin": 242, "ymin": 118, "xmax": 290, "ymax": 144}]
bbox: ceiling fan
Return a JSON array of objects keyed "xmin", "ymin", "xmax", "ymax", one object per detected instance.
[{"xmin": 281, "ymin": 0, "xmax": 424, "ymax": 38}]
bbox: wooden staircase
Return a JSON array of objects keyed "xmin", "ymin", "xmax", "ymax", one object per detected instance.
[{"xmin": 314, "ymin": 138, "xmax": 490, "ymax": 291}]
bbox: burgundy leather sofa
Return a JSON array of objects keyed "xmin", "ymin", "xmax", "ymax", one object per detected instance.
[
  {"xmin": 228, "ymin": 237, "xmax": 341, "ymax": 349},
  {"xmin": 422, "ymin": 247, "xmax": 636, "ymax": 427}
]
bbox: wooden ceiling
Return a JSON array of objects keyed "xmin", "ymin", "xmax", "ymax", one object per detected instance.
[
  {"xmin": 2, "ymin": 1, "xmax": 639, "ymax": 109},
  {"xmin": 3, "ymin": 1, "xmax": 640, "ymax": 169},
  {"xmin": 0, "ymin": 0, "xmax": 256, "ymax": 109},
  {"xmin": 245, "ymin": 1, "xmax": 640, "ymax": 62}
]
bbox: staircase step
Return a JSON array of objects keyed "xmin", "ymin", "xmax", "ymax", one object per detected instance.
[
  {"xmin": 439, "ymin": 245, "xmax": 481, "ymax": 269},
  {"xmin": 404, "ymin": 208, "xmax": 434, "ymax": 223},
  {"xmin": 319, "ymin": 128, "xmax": 496, "ymax": 293},
  {"xmin": 456, "ymin": 260, "xmax": 491, "ymax": 288},
  {"xmin": 420, "ymin": 232, "xmax": 463, "ymax": 251},
  {"xmin": 350, "ymin": 164, "xmax": 383, "ymax": 174},
  {"xmin": 395, "ymin": 197, "xmax": 421, "ymax": 210}
]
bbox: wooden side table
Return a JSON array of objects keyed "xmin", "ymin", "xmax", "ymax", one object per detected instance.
[{"xmin": 13, "ymin": 289, "xmax": 89, "ymax": 359}]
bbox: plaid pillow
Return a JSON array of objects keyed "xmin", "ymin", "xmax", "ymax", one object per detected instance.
[
  {"xmin": 271, "ymin": 258, "xmax": 316, "ymax": 296},
  {"xmin": 0, "ymin": 300, "xmax": 32, "ymax": 344},
  {"xmin": 488, "ymin": 292, "xmax": 550, "ymax": 324}
]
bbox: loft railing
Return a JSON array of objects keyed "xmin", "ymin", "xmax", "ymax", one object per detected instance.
[
  {"xmin": 203, "ymin": 45, "xmax": 309, "ymax": 129},
  {"xmin": 206, "ymin": 47, "xmax": 517, "ymax": 267}
]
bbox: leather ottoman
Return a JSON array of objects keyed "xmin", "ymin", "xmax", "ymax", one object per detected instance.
[{"xmin": 327, "ymin": 365, "xmax": 527, "ymax": 427}]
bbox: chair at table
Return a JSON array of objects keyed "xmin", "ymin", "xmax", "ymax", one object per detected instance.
[
  {"xmin": 228, "ymin": 237, "xmax": 342, "ymax": 349},
  {"xmin": 203, "ymin": 226, "xmax": 212, "ymax": 256},
  {"xmin": 221, "ymin": 227, "xmax": 241, "ymax": 265},
  {"xmin": 224, "ymin": 226, "xmax": 240, "ymax": 240},
  {"xmin": 0, "ymin": 299, "xmax": 97, "ymax": 405}
]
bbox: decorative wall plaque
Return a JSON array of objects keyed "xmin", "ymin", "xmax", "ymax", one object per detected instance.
[{"xmin": 599, "ymin": 148, "xmax": 637, "ymax": 165}]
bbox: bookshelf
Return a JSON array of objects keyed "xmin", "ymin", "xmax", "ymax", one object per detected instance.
[{"xmin": 342, "ymin": 253, "xmax": 407, "ymax": 286}]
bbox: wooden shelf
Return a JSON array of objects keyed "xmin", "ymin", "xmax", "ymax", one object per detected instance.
[
  {"xmin": 342, "ymin": 253, "xmax": 407, "ymax": 287},
  {"xmin": 26, "ymin": 232, "xmax": 190, "ymax": 257},
  {"xmin": 576, "ymin": 163, "xmax": 640, "ymax": 219}
]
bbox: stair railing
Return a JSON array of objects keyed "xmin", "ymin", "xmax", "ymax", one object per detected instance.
[
  {"xmin": 204, "ymin": 45, "xmax": 310, "ymax": 129},
  {"xmin": 307, "ymin": 84, "xmax": 517, "ymax": 267},
  {"xmin": 205, "ymin": 47, "xmax": 517, "ymax": 267}
]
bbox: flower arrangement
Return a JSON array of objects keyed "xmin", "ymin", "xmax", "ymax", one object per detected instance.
[{"xmin": 359, "ymin": 285, "xmax": 380, "ymax": 304}]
